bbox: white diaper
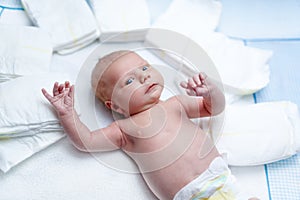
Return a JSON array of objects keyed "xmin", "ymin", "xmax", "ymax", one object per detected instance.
[{"xmin": 173, "ymin": 157, "xmax": 246, "ymax": 200}]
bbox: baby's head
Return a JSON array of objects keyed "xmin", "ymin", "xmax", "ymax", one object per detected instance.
[
  {"xmin": 91, "ymin": 50, "xmax": 164, "ymax": 116},
  {"xmin": 91, "ymin": 50, "xmax": 131, "ymax": 103}
]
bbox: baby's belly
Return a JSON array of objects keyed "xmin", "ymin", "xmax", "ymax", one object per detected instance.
[
  {"xmin": 126, "ymin": 129, "xmax": 220, "ymax": 200},
  {"xmin": 143, "ymin": 145, "xmax": 219, "ymax": 199}
]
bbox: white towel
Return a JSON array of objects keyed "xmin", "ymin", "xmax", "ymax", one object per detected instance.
[
  {"xmin": 0, "ymin": 132, "xmax": 65, "ymax": 173},
  {"xmin": 0, "ymin": 25, "xmax": 52, "ymax": 82},
  {"xmin": 21, "ymin": 0, "xmax": 100, "ymax": 54},
  {"xmin": 89, "ymin": 0, "xmax": 150, "ymax": 42},
  {"xmin": 0, "ymin": 73, "xmax": 72, "ymax": 138},
  {"xmin": 150, "ymin": 0, "xmax": 273, "ymax": 94},
  {"xmin": 214, "ymin": 101, "xmax": 300, "ymax": 166}
]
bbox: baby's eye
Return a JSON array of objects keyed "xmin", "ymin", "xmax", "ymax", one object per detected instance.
[
  {"xmin": 142, "ymin": 66, "xmax": 148, "ymax": 71},
  {"xmin": 125, "ymin": 77, "xmax": 134, "ymax": 85}
]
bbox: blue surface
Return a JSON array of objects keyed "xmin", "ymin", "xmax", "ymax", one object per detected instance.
[
  {"xmin": 0, "ymin": 0, "xmax": 23, "ymax": 9},
  {"xmin": 245, "ymin": 34, "xmax": 300, "ymax": 200},
  {"xmin": 265, "ymin": 155, "xmax": 300, "ymax": 200},
  {"xmin": 217, "ymin": 0, "xmax": 300, "ymax": 39}
]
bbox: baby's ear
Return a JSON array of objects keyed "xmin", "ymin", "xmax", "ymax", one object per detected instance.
[
  {"xmin": 104, "ymin": 100, "xmax": 113, "ymax": 110},
  {"xmin": 105, "ymin": 101, "xmax": 125, "ymax": 115}
]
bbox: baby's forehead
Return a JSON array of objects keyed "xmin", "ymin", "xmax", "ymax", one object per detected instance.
[
  {"xmin": 107, "ymin": 53, "xmax": 148, "ymax": 73},
  {"xmin": 113, "ymin": 52, "xmax": 146, "ymax": 65}
]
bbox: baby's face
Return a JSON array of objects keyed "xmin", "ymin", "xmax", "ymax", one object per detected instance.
[{"xmin": 103, "ymin": 52, "xmax": 164, "ymax": 116}]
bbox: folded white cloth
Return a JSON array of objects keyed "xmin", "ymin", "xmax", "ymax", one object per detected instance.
[
  {"xmin": 214, "ymin": 101, "xmax": 300, "ymax": 166},
  {"xmin": 21, "ymin": 0, "xmax": 100, "ymax": 54},
  {"xmin": 189, "ymin": 31, "xmax": 272, "ymax": 94},
  {"xmin": 150, "ymin": 0, "xmax": 273, "ymax": 94},
  {"xmin": 0, "ymin": 73, "xmax": 72, "ymax": 138},
  {"xmin": 0, "ymin": 121, "xmax": 62, "ymax": 138},
  {"xmin": 0, "ymin": 25, "xmax": 52, "ymax": 82},
  {"xmin": 153, "ymin": 0, "xmax": 222, "ymax": 35},
  {"xmin": 89, "ymin": 0, "xmax": 150, "ymax": 42},
  {"xmin": 0, "ymin": 131, "xmax": 65, "ymax": 173}
]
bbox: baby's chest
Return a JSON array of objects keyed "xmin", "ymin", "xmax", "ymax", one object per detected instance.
[
  {"xmin": 120, "ymin": 113, "xmax": 186, "ymax": 152},
  {"xmin": 121, "ymin": 107, "xmax": 183, "ymax": 137}
]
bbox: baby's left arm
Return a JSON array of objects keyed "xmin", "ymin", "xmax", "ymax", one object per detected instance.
[{"xmin": 179, "ymin": 72, "xmax": 225, "ymax": 118}]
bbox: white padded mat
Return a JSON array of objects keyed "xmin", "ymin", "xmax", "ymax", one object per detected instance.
[{"xmin": 0, "ymin": 41, "xmax": 269, "ymax": 200}]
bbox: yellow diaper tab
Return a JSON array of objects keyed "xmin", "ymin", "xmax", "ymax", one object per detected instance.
[
  {"xmin": 190, "ymin": 172, "xmax": 236, "ymax": 200},
  {"xmin": 207, "ymin": 189, "xmax": 236, "ymax": 200}
]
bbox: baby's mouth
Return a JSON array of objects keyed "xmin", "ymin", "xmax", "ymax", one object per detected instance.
[{"xmin": 146, "ymin": 83, "xmax": 158, "ymax": 93}]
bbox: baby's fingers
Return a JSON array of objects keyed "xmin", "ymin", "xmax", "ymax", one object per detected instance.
[
  {"xmin": 65, "ymin": 81, "xmax": 70, "ymax": 89},
  {"xmin": 53, "ymin": 82, "xmax": 59, "ymax": 96},
  {"xmin": 193, "ymin": 74, "xmax": 201, "ymax": 86},
  {"xmin": 41, "ymin": 88, "xmax": 53, "ymax": 102},
  {"xmin": 188, "ymin": 77, "xmax": 197, "ymax": 88},
  {"xmin": 68, "ymin": 85, "xmax": 75, "ymax": 99},
  {"xmin": 58, "ymin": 84, "xmax": 65, "ymax": 94},
  {"xmin": 199, "ymin": 72, "xmax": 208, "ymax": 83},
  {"xmin": 180, "ymin": 81, "xmax": 188, "ymax": 89}
]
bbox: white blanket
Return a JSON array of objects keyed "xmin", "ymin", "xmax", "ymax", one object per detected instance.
[
  {"xmin": 0, "ymin": 42, "xmax": 269, "ymax": 199},
  {"xmin": 150, "ymin": 0, "xmax": 273, "ymax": 94},
  {"xmin": 0, "ymin": 132, "xmax": 65, "ymax": 172},
  {"xmin": 89, "ymin": 0, "xmax": 150, "ymax": 42},
  {"xmin": 21, "ymin": 0, "xmax": 100, "ymax": 54},
  {"xmin": 0, "ymin": 25, "xmax": 52, "ymax": 82}
]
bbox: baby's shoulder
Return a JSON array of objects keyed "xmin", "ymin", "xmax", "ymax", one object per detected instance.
[
  {"xmin": 165, "ymin": 95, "xmax": 186, "ymax": 104},
  {"xmin": 164, "ymin": 95, "xmax": 186, "ymax": 109}
]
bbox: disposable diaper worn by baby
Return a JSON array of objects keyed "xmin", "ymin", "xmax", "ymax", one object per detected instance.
[{"xmin": 173, "ymin": 156, "xmax": 248, "ymax": 200}]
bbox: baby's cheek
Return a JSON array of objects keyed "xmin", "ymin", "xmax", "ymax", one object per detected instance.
[{"xmin": 130, "ymin": 89, "xmax": 143, "ymax": 101}]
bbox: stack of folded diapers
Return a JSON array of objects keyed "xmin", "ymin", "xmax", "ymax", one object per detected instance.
[
  {"xmin": 0, "ymin": 0, "xmax": 299, "ymax": 174},
  {"xmin": 20, "ymin": 0, "xmax": 151, "ymax": 54},
  {"xmin": 0, "ymin": 0, "xmax": 151, "ymax": 172},
  {"xmin": 0, "ymin": 24, "xmax": 67, "ymax": 172},
  {"xmin": 0, "ymin": 74, "xmax": 69, "ymax": 172}
]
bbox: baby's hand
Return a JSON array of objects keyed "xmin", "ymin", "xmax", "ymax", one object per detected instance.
[
  {"xmin": 42, "ymin": 81, "xmax": 74, "ymax": 117},
  {"xmin": 180, "ymin": 72, "xmax": 211, "ymax": 97}
]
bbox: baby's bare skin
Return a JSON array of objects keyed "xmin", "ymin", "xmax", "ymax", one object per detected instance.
[
  {"xmin": 42, "ymin": 51, "xmax": 257, "ymax": 199},
  {"xmin": 117, "ymin": 98, "xmax": 219, "ymax": 199}
]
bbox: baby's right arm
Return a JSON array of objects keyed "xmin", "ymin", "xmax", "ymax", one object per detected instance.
[{"xmin": 42, "ymin": 81, "xmax": 123, "ymax": 152}]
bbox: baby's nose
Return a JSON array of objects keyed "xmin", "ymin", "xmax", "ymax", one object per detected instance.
[{"xmin": 139, "ymin": 72, "xmax": 150, "ymax": 83}]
